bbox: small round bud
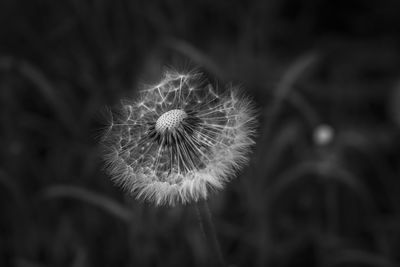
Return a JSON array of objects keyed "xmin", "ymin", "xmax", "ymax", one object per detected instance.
[{"xmin": 313, "ymin": 124, "xmax": 334, "ymax": 146}]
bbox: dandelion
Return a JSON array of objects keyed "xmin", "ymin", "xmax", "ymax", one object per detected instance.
[{"xmin": 102, "ymin": 69, "xmax": 257, "ymax": 206}]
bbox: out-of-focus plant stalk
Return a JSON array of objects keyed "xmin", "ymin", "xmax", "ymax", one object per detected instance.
[{"xmin": 196, "ymin": 201, "xmax": 227, "ymax": 267}]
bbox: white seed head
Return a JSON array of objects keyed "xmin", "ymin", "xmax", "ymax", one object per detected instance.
[
  {"xmin": 155, "ymin": 109, "xmax": 187, "ymax": 133},
  {"xmin": 102, "ymin": 69, "xmax": 258, "ymax": 206}
]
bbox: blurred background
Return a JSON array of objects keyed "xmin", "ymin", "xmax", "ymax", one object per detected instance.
[{"xmin": 1, "ymin": 0, "xmax": 400, "ymax": 266}]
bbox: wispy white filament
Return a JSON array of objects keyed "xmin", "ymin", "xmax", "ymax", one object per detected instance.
[{"xmin": 102, "ymin": 70, "xmax": 257, "ymax": 206}]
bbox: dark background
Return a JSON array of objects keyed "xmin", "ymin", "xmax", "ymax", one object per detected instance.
[{"xmin": 1, "ymin": 0, "xmax": 400, "ymax": 266}]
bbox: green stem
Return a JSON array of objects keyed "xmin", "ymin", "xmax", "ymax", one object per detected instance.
[{"xmin": 196, "ymin": 200, "xmax": 227, "ymax": 267}]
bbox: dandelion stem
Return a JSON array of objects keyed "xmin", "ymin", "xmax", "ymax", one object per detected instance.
[{"xmin": 196, "ymin": 200, "xmax": 227, "ymax": 267}]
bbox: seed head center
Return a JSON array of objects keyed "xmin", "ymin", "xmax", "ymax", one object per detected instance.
[{"xmin": 155, "ymin": 109, "xmax": 187, "ymax": 132}]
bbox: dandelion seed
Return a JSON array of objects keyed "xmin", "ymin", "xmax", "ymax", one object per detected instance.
[{"xmin": 102, "ymin": 69, "xmax": 257, "ymax": 206}]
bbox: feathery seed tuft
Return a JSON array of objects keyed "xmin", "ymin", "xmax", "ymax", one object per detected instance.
[{"xmin": 102, "ymin": 70, "xmax": 257, "ymax": 205}]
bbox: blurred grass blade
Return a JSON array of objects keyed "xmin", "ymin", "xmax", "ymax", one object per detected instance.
[
  {"xmin": 328, "ymin": 249, "xmax": 396, "ymax": 267},
  {"xmin": 71, "ymin": 244, "xmax": 88, "ymax": 267},
  {"xmin": 328, "ymin": 168, "xmax": 376, "ymax": 213},
  {"xmin": 165, "ymin": 38, "xmax": 224, "ymax": 79},
  {"xmin": 275, "ymin": 52, "xmax": 319, "ymax": 101},
  {"xmin": 0, "ymin": 57, "xmax": 78, "ymax": 134},
  {"xmin": 14, "ymin": 258, "xmax": 46, "ymax": 267},
  {"xmin": 289, "ymin": 91, "xmax": 321, "ymax": 127},
  {"xmin": 40, "ymin": 185, "xmax": 133, "ymax": 223},
  {"xmin": 268, "ymin": 160, "xmax": 375, "ymax": 212},
  {"xmin": 263, "ymin": 52, "xmax": 319, "ymax": 140},
  {"xmin": 254, "ymin": 122, "xmax": 300, "ymax": 178},
  {"xmin": 267, "ymin": 161, "xmax": 319, "ymax": 201},
  {"xmin": 0, "ymin": 169, "xmax": 25, "ymax": 208}
]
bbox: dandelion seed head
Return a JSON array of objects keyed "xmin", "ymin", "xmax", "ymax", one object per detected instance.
[
  {"xmin": 155, "ymin": 109, "xmax": 188, "ymax": 133},
  {"xmin": 102, "ymin": 69, "xmax": 257, "ymax": 206}
]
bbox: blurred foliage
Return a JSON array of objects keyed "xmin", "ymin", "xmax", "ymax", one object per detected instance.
[{"xmin": 1, "ymin": 0, "xmax": 400, "ymax": 266}]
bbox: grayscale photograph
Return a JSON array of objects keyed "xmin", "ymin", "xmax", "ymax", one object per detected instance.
[{"xmin": 1, "ymin": 0, "xmax": 400, "ymax": 266}]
